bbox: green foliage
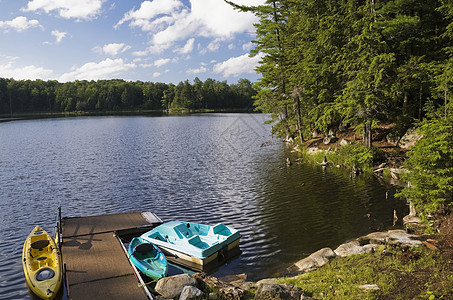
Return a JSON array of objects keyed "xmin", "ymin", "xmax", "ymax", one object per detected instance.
[
  {"xmin": 299, "ymin": 143, "xmax": 387, "ymax": 172},
  {"xmin": 397, "ymin": 115, "xmax": 453, "ymax": 218},
  {"xmin": 332, "ymin": 143, "xmax": 374, "ymax": 169},
  {"xmin": 227, "ymin": 0, "xmax": 453, "ymax": 147}
]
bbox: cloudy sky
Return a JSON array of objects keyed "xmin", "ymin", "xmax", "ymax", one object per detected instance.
[{"xmin": 0, "ymin": 0, "xmax": 264, "ymax": 83}]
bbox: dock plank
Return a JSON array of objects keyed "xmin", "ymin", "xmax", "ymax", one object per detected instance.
[
  {"xmin": 61, "ymin": 211, "xmax": 158, "ymax": 299},
  {"xmin": 68, "ymin": 275, "xmax": 145, "ymax": 300},
  {"xmin": 63, "ymin": 232, "xmax": 132, "ymax": 285},
  {"xmin": 62, "ymin": 211, "xmax": 152, "ymax": 237}
]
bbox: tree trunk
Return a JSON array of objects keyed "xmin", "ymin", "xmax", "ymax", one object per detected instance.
[
  {"xmin": 364, "ymin": 122, "xmax": 372, "ymax": 148},
  {"xmin": 296, "ymin": 94, "xmax": 303, "ymax": 142},
  {"xmin": 292, "ymin": 87, "xmax": 304, "ymax": 143}
]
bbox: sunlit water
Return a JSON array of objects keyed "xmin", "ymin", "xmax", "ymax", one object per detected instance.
[{"xmin": 0, "ymin": 114, "xmax": 407, "ymax": 299}]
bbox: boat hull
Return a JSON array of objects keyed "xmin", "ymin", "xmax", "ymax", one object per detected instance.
[
  {"xmin": 159, "ymin": 237, "xmax": 240, "ymax": 266},
  {"xmin": 127, "ymin": 237, "xmax": 168, "ymax": 281},
  {"xmin": 141, "ymin": 221, "xmax": 241, "ymax": 267},
  {"xmin": 22, "ymin": 226, "xmax": 62, "ymax": 300}
]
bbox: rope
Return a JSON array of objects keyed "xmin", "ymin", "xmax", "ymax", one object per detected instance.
[{"xmin": 138, "ymin": 279, "xmax": 157, "ymax": 287}]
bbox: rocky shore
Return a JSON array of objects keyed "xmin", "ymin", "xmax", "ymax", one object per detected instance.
[{"xmin": 151, "ymin": 226, "xmax": 434, "ymax": 300}]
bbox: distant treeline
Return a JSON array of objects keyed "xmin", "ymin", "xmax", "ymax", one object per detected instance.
[{"xmin": 0, "ymin": 77, "xmax": 256, "ymax": 115}]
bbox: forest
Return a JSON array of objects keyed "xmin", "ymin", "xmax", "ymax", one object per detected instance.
[
  {"xmin": 226, "ymin": 0, "xmax": 452, "ymax": 223},
  {"xmin": 228, "ymin": 0, "xmax": 452, "ymax": 144},
  {"xmin": 0, "ymin": 77, "xmax": 256, "ymax": 115}
]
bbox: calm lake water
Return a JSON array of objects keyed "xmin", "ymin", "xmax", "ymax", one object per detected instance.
[{"xmin": 0, "ymin": 114, "xmax": 408, "ymax": 299}]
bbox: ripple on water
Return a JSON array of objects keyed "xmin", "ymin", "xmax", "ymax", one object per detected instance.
[{"xmin": 0, "ymin": 115, "xmax": 408, "ymax": 298}]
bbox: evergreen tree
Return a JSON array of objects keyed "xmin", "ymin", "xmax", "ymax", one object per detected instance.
[{"xmin": 227, "ymin": 0, "xmax": 293, "ymax": 138}]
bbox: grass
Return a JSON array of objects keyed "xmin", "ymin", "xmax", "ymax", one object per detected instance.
[
  {"xmin": 299, "ymin": 143, "xmax": 376, "ymax": 172},
  {"xmin": 273, "ymin": 245, "xmax": 453, "ymax": 299}
]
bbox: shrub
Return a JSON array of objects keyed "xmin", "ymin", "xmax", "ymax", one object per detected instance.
[{"xmin": 397, "ymin": 115, "xmax": 453, "ymax": 221}]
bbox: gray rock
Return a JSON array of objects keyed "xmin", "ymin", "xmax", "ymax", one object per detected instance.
[
  {"xmin": 359, "ymin": 232, "xmax": 389, "ymax": 245},
  {"xmin": 323, "ymin": 135, "xmax": 337, "ymax": 145},
  {"xmin": 193, "ymin": 273, "xmax": 245, "ymax": 300},
  {"xmin": 358, "ymin": 284, "xmax": 379, "ymax": 290},
  {"xmin": 179, "ymin": 286, "xmax": 204, "ymax": 300},
  {"xmin": 254, "ymin": 283, "xmax": 303, "ymax": 300},
  {"xmin": 398, "ymin": 128, "xmax": 421, "ymax": 149},
  {"xmin": 386, "ymin": 229, "xmax": 422, "ymax": 246},
  {"xmin": 334, "ymin": 240, "xmax": 366, "ymax": 257},
  {"xmin": 294, "ymin": 247, "xmax": 336, "ymax": 272},
  {"xmin": 256, "ymin": 278, "xmax": 277, "ymax": 285},
  {"xmin": 362, "ymin": 244, "xmax": 380, "ymax": 253},
  {"xmin": 155, "ymin": 274, "xmax": 196, "ymax": 299},
  {"xmin": 339, "ymin": 139, "xmax": 349, "ymax": 146}
]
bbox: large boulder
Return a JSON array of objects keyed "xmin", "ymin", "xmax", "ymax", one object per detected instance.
[
  {"xmin": 358, "ymin": 232, "xmax": 390, "ymax": 245},
  {"xmin": 179, "ymin": 286, "xmax": 204, "ymax": 300},
  {"xmin": 155, "ymin": 274, "xmax": 196, "ymax": 299},
  {"xmin": 335, "ymin": 230, "xmax": 422, "ymax": 258},
  {"xmin": 294, "ymin": 247, "xmax": 336, "ymax": 272},
  {"xmin": 193, "ymin": 273, "xmax": 245, "ymax": 300},
  {"xmin": 254, "ymin": 283, "xmax": 303, "ymax": 300},
  {"xmin": 334, "ymin": 240, "xmax": 367, "ymax": 257},
  {"xmin": 398, "ymin": 128, "xmax": 422, "ymax": 149},
  {"xmin": 386, "ymin": 230, "xmax": 422, "ymax": 246}
]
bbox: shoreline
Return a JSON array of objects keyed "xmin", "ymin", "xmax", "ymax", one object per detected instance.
[
  {"xmin": 0, "ymin": 108, "xmax": 257, "ymax": 122},
  {"xmin": 156, "ymin": 227, "xmax": 438, "ymax": 300}
]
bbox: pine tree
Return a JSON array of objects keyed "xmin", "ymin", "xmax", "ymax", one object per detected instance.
[
  {"xmin": 336, "ymin": 0, "xmax": 395, "ymax": 148},
  {"xmin": 226, "ymin": 0, "xmax": 293, "ymax": 139}
]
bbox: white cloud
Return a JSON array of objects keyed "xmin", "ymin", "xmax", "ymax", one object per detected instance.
[
  {"xmin": 154, "ymin": 58, "xmax": 171, "ymax": 67},
  {"xmin": 93, "ymin": 43, "xmax": 131, "ymax": 56},
  {"xmin": 23, "ymin": 0, "xmax": 105, "ymax": 20},
  {"xmin": 207, "ymin": 39, "xmax": 221, "ymax": 52},
  {"xmin": 153, "ymin": 72, "xmax": 161, "ymax": 78},
  {"xmin": 187, "ymin": 66, "xmax": 207, "ymax": 75},
  {"xmin": 58, "ymin": 58, "xmax": 136, "ymax": 82},
  {"xmin": 0, "ymin": 55, "xmax": 53, "ymax": 80},
  {"xmin": 0, "ymin": 16, "xmax": 42, "ymax": 32},
  {"xmin": 136, "ymin": 43, "xmax": 173, "ymax": 56},
  {"xmin": 116, "ymin": 0, "xmax": 184, "ymax": 29},
  {"xmin": 51, "ymin": 30, "xmax": 67, "ymax": 44},
  {"xmin": 132, "ymin": 50, "xmax": 149, "ymax": 57},
  {"xmin": 242, "ymin": 42, "xmax": 253, "ymax": 51},
  {"xmin": 117, "ymin": 0, "xmax": 264, "ymax": 53},
  {"xmin": 213, "ymin": 52, "xmax": 264, "ymax": 77},
  {"xmin": 174, "ymin": 38, "xmax": 195, "ymax": 54}
]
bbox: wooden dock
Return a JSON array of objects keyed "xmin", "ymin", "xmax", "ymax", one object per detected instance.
[{"xmin": 61, "ymin": 211, "xmax": 162, "ymax": 300}]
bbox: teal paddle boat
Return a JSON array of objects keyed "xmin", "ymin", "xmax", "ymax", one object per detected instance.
[
  {"xmin": 128, "ymin": 237, "xmax": 168, "ymax": 281},
  {"xmin": 140, "ymin": 221, "xmax": 240, "ymax": 266}
]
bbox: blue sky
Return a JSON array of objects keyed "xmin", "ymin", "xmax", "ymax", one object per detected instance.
[{"xmin": 0, "ymin": 0, "xmax": 264, "ymax": 84}]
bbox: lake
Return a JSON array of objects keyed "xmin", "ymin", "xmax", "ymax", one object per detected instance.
[{"xmin": 0, "ymin": 114, "xmax": 408, "ymax": 299}]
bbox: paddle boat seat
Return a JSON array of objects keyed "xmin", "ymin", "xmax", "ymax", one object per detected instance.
[{"xmin": 188, "ymin": 235, "xmax": 210, "ymax": 249}]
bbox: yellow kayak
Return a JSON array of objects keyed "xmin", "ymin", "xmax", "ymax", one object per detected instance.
[{"xmin": 22, "ymin": 226, "xmax": 63, "ymax": 299}]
